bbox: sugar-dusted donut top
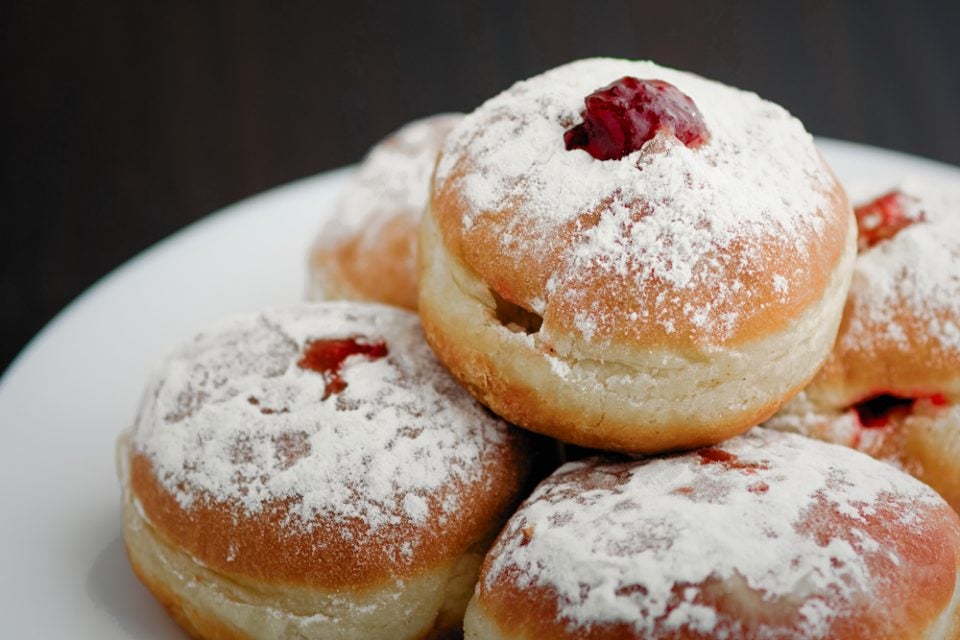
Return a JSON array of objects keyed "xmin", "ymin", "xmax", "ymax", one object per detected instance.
[
  {"xmin": 129, "ymin": 302, "xmax": 523, "ymax": 584},
  {"xmin": 811, "ymin": 179, "xmax": 960, "ymax": 407},
  {"xmin": 316, "ymin": 113, "xmax": 462, "ymax": 257},
  {"xmin": 433, "ymin": 58, "xmax": 851, "ymax": 350},
  {"xmin": 479, "ymin": 428, "xmax": 958, "ymax": 639}
]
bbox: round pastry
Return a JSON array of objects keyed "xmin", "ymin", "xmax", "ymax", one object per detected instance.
[
  {"xmin": 419, "ymin": 58, "xmax": 856, "ymax": 453},
  {"xmin": 465, "ymin": 428, "xmax": 960, "ymax": 640},
  {"xmin": 769, "ymin": 392, "xmax": 960, "ymax": 512},
  {"xmin": 117, "ymin": 302, "xmax": 529, "ymax": 640},
  {"xmin": 308, "ymin": 113, "xmax": 463, "ymax": 310},
  {"xmin": 766, "ymin": 180, "xmax": 960, "ymax": 510}
]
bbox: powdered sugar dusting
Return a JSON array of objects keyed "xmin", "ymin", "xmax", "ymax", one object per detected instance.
[
  {"xmin": 764, "ymin": 391, "xmax": 860, "ymax": 447},
  {"xmin": 131, "ymin": 302, "xmax": 509, "ymax": 534},
  {"xmin": 483, "ymin": 428, "xmax": 942, "ymax": 638},
  {"xmin": 317, "ymin": 113, "xmax": 462, "ymax": 251},
  {"xmin": 842, "ymin": 179, "xmax": 960, "ymax": 355},
  {"xmin": 437, "ymin": 59, "xmax": 833, "ymax": 341}
]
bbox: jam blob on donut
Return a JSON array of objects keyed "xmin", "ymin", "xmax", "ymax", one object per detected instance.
[
  {"xmin": 118, "ymin": 302, "xmax": 531, "ymax": 640},
  {"xmin": 854, "ymin": 189, "xmax": 925, "ymax": 251},
  {"xmin": 297, "ymin": 336, "xmax": 388, "ymax": 399},
  {"xmin": 850, "ymin": 393, "xmax": 949, "ymax": 429},
  {"xmin": 564, "ymin": 77, "xmax": 710, "ymax": 160},
  {"xmin": 425, "ymin": 58, "xmax": 855, "ymax": 453}
]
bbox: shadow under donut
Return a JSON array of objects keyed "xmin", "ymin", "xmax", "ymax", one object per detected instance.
[{"xmin": 86, "ymin": 535, "xmax": 188, "ymax": 639}]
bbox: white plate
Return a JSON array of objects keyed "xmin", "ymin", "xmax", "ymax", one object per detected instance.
[{"xmin": 1, "ymin": 140, "xmax": 959, "ymax": 638}]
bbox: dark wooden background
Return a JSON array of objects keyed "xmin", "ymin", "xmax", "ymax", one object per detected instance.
[{"xmin": 3, "ymin": 0, "xmax": 960, "ymax": 372}]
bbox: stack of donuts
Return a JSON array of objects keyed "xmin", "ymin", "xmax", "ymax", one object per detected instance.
[{"xmin": 118, "ymin": 59, "xmax": 960, "ymax": 639}]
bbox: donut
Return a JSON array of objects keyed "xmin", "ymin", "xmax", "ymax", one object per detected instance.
[
  {"xmin": 419, "ymin": 58, "xmax": 856, "ymax": 453},
  {"xmin": 766, "ymin": 180, "xmax": 960, "ymax": 510},
  {"xmin": 308, "ymin": 113, "xmax": 462, "ymax": 310},
  {"xmin": 808, "ymin": 182, "xmax": 960, "ymax": 407},
  {"xmin": 465, "ymin": 428, "xmax": 960, "ymax": 639},
  {"xmin": 117, "ymin": 302, "xmax": 529, "ymax": 640},
  {"xmin": 770, "ymin": 392, "xmax": 960, "ymax": 512}
]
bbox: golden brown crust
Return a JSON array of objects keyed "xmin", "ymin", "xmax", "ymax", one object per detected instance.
[
  {"xmin": 805, "ymin": 184, "xmax": 960, "ymax": 409},
  {"xmin": 128, "ymin": 433, "xmax": 528, "ymax": 589},
  {"xmin": 468, "ymin": 439, "xmax": 960, "ymax": 639},
  {"xmin": 764, "ymin": 183, "xmax": 960, "ymax": 514},
  {"xmin": 433, "ymin": 160, "xmax": 852, "ymax": 351},
  {"xmin": 310, "ymin": 210, "xmax": 421, "ymax": 310},
  {"xmin": 419, "ymin": 202, "xmax": 855, "ymax": 453},
  {"xmin": 125, "ymin": 303, "xmax": 531, "ymax": 612},
  {"xmin": 430, "ymin": 59, "xmax": 855, "ymax": 354},
  {"xmin": 474, "ymin": 533, "xmax": 960, "ymax": 640},
  {"xmin": 122, "ymin": 401, "xmax": 517, "ymax": 640},
  {"xmin": 127, "ymin": 528, "xmax": 470, "ymax": 640},
  {"xmin": 308, "ymin": 113, "xmax": 462, "ymax": 311},
  {"xmin": 420, "ymin": 298, "xmax": 806, "ymax": 453},
  {"xmin": 130, "ymin": 571, "xmax": 467, "ymax": 640},
  {"xmin": 420, "ymin": 59, "xmax": 857, "ymax": 453},
  {"xmin": 810, "ymin": 293, "xmax": 960, "ymax": 408}
]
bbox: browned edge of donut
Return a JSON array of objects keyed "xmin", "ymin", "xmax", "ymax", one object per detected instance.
[
  {"xmin": 810, "ymin": 290, "xmax": 960, "ymax": 409},
  {"xmin": 419, "ymin": 300, "xmax": 813, "ymax": 454},
  {"xmin": 309, "ymin": 210, "xmax": 421, "ymax": 311},
  {"xmin": 127, "ymin": 430, "xmax": 528, "ymax": 590},
  {"xmin": 417, "ymin": 195, "xmax": 852, "ymax": 453},
  {"xmin": 126, "ymin": 541, "xmax": 468, "ymax": 640},
  {"xmin": 430, "ymin": 155, "xmax": 853, "ymax": 352},
  {"xmin": 467, "ymin": 465, "xmax": 960, "ymax": 639}
]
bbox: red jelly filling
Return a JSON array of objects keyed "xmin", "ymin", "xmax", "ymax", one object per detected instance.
[
  {"xmin": 297, "ymin": 337, "xmax": 388, "ymax": 399},
  {"xmin": 930, "ymin": 393, "xmax": 949, "ymax": 407},
  {"xmin": 564, "ymin": 77, "xmax": 709, "ymax": 160},
  {"xmin": 853, "ymin": 393, "xmax": 950, "ymax": 428},
  {"xmin": 854, "ymin": 190, "xmax": 925, "ymax": 251},
  {"xmin": 697, "ymin": 448, "xmax": 770, "ymax": 473}
]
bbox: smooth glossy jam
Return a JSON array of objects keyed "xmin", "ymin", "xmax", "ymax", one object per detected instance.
[
  {"xmin": 854, "ymin": 190, "xmax": 925, "ymax": 251},
  {"xmin": 298, "ymin": 337, "xmax": 388, "ymax": 399},
  {"xmin": 564, "ymin": 77, "xmax": 709, "ymax": 160}
]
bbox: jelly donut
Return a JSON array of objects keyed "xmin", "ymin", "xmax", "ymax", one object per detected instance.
[
  {"xmin": 117, "ymin": 302, "xmax": 528, "ymax": 640},
  {"xmin": 309, "ymin": 114, "xmax": 462, "ymax": 310},
  {"xmin": 465, "ymin": 428, "xmax": 960, "ymax": 640},
  {"xmin": 767, "ymin": 181, "xmax": 960, "ymax": 510},
  {"xmin": 419, "ymin": 58, "xmax": 856, "ymax": 453}
]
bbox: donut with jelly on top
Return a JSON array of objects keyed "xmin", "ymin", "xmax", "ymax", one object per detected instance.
[
  {"xmin": 117, "ymin": 302, "xmax": 528, "ymax": 640},
  {"xmin": 420, "ymin": 58, "xmax": 856, "ymax": 453}
]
